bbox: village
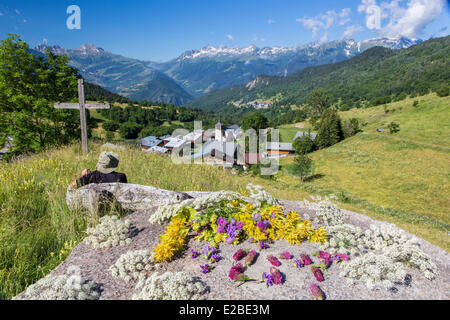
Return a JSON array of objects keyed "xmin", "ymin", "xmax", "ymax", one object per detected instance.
[{"xmin": 138, "ymin": 118, "xmax": 317, "ymax": 170}]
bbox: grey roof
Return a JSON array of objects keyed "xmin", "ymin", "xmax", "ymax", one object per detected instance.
[
  {"xmin": 266, "ymin": 142, "xmax": 294, "ymax": 151},
  {"xmin": 192, "ymin": 141, "xmax": 238, "ymax": 159},
  {"xmin": 141, "ymin": 137, "xmax": 162, "ymax": 148},
  {"xmin": 165, "ymin": 138, "xmax": 186, "ymax": 149},
  {"xmin": 146, "ymin": 146, "xmax": 169, "ymax": 154},
  {"xmin": 226, "ymin": 124, "xmax": 241, "ymax": 131},
  {"xmin": 293, "ymin": 131, "xmax": 317, "ymax": 141}
]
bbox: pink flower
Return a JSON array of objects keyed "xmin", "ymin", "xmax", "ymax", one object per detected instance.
[
  {"xmin": 270, "ymin": 267, "xmax": 283, "ymax": 285},
  {"xmin": 244, "ymin": 250, "xmax": 258, "ymax": 267},
  {"xmin": 233, "ymin": 249, "xmax": 247, "ymax": 261},
  {"xmin": 318, "ymin": 251, "xmax": 330, "ymax": 260},
  {"xmin": 267, "ymin": 255, "xmax": 281, "ymax": 267},
  {"xmin": 228, "ymin": 263, "xmax": 245, "ymax": 281},
  {"xmin": 322, "ymin": 258, "xmax": 332, "ymax": 269},
  {"xmin": 311, "ymin": 266, "xmax": 324, "ymax": 282},
  {"xmin": 300, "ymin": 253, "xmax": 312, "ymax": 266},
  {"xmin": 310, "ymin": 284, "xmax": 325, "ymax": 300},
  {"xmin": 279, "ymin": 251, "xmax": 292, "ymax": 260},
  {"xmin": 337, "ymin": 253, "xmax": 349, "ymax": 261}
]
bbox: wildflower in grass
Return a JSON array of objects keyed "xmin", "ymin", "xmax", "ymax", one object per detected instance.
[
  {"xmin": 267, "ymin": 255, "xmax": 281, "ymax": 267},
  {"xmin": 253, "ymin": 213, "xmax": 262, "ymax": 221},
  {"xmin": 311, "ymin": 266, "xmax": 324, "ymax": 282},
  {"xmin": 270, "ymin": 267, "xmax": 283, "ymax": 285},
  {"xmin": 217, "ymin": 217, "xmax": 228, "ymax": 226},
  {"xmin": 300, "ymin": 253, "xmax": 312, "ymax": 266},
  {"xmin": 228, "ymin": 263, "xmax": 245, "ymax": 281},
  {"xmin": 190, "ymin": 250, "xmax": 199, "ymax": 259},
  {"xmin": 262, "ymin": 272, "xmax": 274, "ymax": 287},
  {"xmin": 233, "ymin": 249, "xmax": 247, "ymax": 261},
  {"xmin": 244, "ymin": 250, "xmax": 258, "ymax": 267},
  {"xmin": 310, "ymin": 284, "xmax": 325, "ymax": 300},
  {"xmin": 200, "ymin": 264, "xmax": 212, "ymax": 274},
  {"xmin": 279, "ymin": 251, "xmax": 292, "ymax": 260},
  {"xmin": 294, "ymin": 259, "xmax": 304, "ymax": 268}
]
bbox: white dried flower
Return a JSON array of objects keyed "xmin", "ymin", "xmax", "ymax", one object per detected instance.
[
  {"xmin": 13, "ymin": 274, "xmax": 100, "ymax": 300},
  {"xmin": 85, "ymin": 215, "xmax": 132, "ymax": 249},
  {"xmin": 109, "ymin": 250, "xmax": 157, "ymax": 282},
  {"xmin": 132, "ymin": 272, "xmax": 206, "ymax": 300}
]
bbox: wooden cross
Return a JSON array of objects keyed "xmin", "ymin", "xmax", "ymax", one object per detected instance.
[{"xmin": 54, "ymin": 79, "xmax": 110, "ymax": 154}]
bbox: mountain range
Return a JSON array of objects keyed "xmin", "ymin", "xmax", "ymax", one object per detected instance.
[
  {"xmin": 33, "ymin": 37, "xmax": 422, "ymax": 105},
  {"xmin": 187, "ymin": 36, "xmax": 449, "ymax": 111}
]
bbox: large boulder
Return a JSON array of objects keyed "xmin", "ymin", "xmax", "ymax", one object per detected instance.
[{"xmin": 66, "ymin": 183, "xmax": 192, "ymax": 215}]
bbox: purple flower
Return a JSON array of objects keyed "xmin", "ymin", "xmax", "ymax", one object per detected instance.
[
  {"xmin": 203, "ymin": 245, "xmax": 216, "ymax": 259},
  {"xmin": 209, "ymin": 252, "xmax": 221, "ymax": 264},
  {"xmin": 270, "ymin": 211, "xmax": 276, "ymax": 219},
  {"xmin": 262, "ymin": 272, "xmax": 274, "ymax": 287},
  {"xmin": 200, "ymin": 264, "xmax": 211, "ymax": 274},
  {"xmin": 260, "ymin": 241, "xmax": 268, "ymax": 250},
  {"xmin": 248, "ymin": 237, "xmax": 255, "ymax": 243},
  {"xmin": 253, "ymin": 213, "xmax": 262, "ymax": 221},
  {"xmin": 294, "ymin": 259, "xmax": 304, "ymax": 268},
  {"xmin": 190, "ymin": 249, "xmax": 199, "ymax": 259},
  {"xmin": 310, "ymin": 284, "xmax": 325, "ymax": 300},
  {"xmin": 236, "ymin": 221, "xmax": 244, "ymax": 229},
  {"xmin": 217, "ymin": 217, "xmax": 228, "ymax": 226}
]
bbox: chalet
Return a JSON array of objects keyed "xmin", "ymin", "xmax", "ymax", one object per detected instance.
[
  {"xmin": 293, "ymin": 131, "xmax": 317, "ymax": 141},
  {"xmin": 140, "ymin": 136, "xmax": 163, "ymax": 150},
  {"xmin": 215, "ymin": 119, "xmax": 242, "ymax": 142},
  {"xmin": 183, "ymin": 130, "xmax": 204, "ymax": 145},
  {"xmin": 145, "ymin": 146, "xmax": 169, "ymax": 154},
  {"xmin": 192, "ymin": 140, "xmax": 239, "ymax": 167},
  {"xmin": 265, "ymin": 142, "xmax": 294, "ymax": 157},
  {"xmin": 164, "ymin": 137, "xmax": 187, "ymax": 151}
]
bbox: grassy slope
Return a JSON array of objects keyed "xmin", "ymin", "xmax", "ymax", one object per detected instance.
[
  {"xmin": 280, "ymin": 93, "xmax": 450, "ymax": 250},
  {"xmin": 0, "ymin": 93, "xmax": 448, "ymax": 299},
  {"xmin": 0, "ymin": 143, "xmax": 310, "ymax": 299}
]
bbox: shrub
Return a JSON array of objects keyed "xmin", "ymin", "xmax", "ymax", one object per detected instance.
[
  {"xmin": 413, "ymin": 100, "xmax": 419, "ymax": 107},
  {"xmin": 102, "ymin": 121, "xmax": 120, "ymax": 132},
  {"xmin": 388, "ymin": 121, "xmax": 400, "ymax": 134},
  {"xmin": 293, "ymin": 133, "xmax": 315, "ymax": 155},
  {"xmin": 435, "ymin": 86, "xmax": 449, "ymax": 97},
  {"xmin": 119, "ymin": 122, "xmax": 143, "ymax": 139},
  {"xmin": 315, "ymin": 108, "xmax": 344, "ymax": 149},
  {"xmin": 292, "ymin": 155, "xmax": 314, "ymax": 183}
]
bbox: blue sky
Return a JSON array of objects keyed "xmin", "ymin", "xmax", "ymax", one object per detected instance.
[{"xmin": 0, "ymin": 0, "xmax": 449, "ymax": 62}]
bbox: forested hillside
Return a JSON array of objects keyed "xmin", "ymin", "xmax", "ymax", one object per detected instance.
[{"xmin": 188, "ymin": 36, "xmax": 450, "ymax": 112}]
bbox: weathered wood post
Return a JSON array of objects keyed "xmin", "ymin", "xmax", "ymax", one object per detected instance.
[{"xmin": 54, "ymin": 79, "xmax": 110, "ymax": 154}]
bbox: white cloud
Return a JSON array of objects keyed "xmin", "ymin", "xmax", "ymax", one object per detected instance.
[
  {"xmin": 358, "ymin": 0, "xmax": 445, "ymax": 38},
  {"xmin": 297, "ymin": 8, "xmax": 352, "ymax": 37},
  {"xmin": 225, "ymin": 34, "xmax": 233, "ymax": 40},
  {"xmin": 341, "ymin": 25, "xmax": 364, "ymax": 39},
  {"xmin": 15, "ymin": 9, "xmax": 20, "ymax": 15},
  {"xmin": 0, "ymin": 12, "xmax": 4, "ymax": 17},
  {"xmin": 268, "ymin": 18, "xmax": 275, "ymax": 24}
]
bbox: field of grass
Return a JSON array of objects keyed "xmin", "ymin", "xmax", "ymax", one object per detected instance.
[
  {"xmin": 0, "ymin": 93, "xmax": 448, "ymax": 300},
  {"xmin": 0, "ymin": 142, "xmax": 312, "ymax": 299},
  {"xmin": 281, "ymin": 93, "xmax": 450, "ymax": 251}
]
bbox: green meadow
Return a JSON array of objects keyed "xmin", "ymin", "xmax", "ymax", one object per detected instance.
[{"xmin": 0, "ymin": 93, "xmax": 448, "ymax": 300}]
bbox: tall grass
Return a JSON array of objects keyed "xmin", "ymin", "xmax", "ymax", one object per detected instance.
[{"xmin": 0, "ymin": 143, "xmax": 308, "ymax": 299}]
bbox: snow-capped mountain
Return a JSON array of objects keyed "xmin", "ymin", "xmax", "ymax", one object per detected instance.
[{"xmin": 32, "ymin": 36, "xmax": 422, "ymax": 103}]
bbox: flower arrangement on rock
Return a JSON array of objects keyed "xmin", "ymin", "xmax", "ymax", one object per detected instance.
[{"xmin": 151, "ymin": 195, "xmax": 328, "ymax": 263}]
